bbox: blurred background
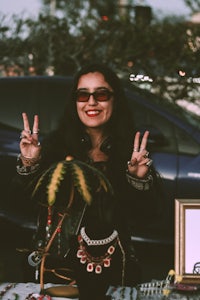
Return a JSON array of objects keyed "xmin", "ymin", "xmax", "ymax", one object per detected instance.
[
  {"xmin": 1, "ymin": 0, "xmax": 200, "ymax": 114},
  {"xmin": 0, "ymin": 0, "xmax": 200, "ymax": 113}
]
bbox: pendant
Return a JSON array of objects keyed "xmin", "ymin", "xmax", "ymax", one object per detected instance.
[
  {"xmin": 108, "ymin": 245, "xmax": 115, "ymax": 255},
  {"xmin": 80, "ymin": 255, "xmax": 87, "ymax": 264},
  {"xmin": 95, "ymin": 265, "xmax": 102, "ymax": 274},
  {"xmin": 103, "ymin": 258, "xmax": 111, "ymax": 267},
  {"xmin": 87, "ymin": 263, "xmax": 94, "ymax": 272},
  {"xmin": 77, "ymin": 249, "xmax": 84, "ymax": 258}
]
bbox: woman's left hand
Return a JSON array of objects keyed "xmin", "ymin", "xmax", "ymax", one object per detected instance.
[{"xmin": 127, "ymin": 131, "xmax": 153, "ymax": 179}]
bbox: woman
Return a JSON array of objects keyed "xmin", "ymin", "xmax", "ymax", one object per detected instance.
[{"xmin": 17, "ymin": 63, "xmax": 158, "ymax": 300}]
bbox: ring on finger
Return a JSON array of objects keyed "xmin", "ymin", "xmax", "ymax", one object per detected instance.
[
  {"xmin": 144, "ymin": 151, "xmax": 149, "ymax": 158},
  {"xmin": 25, "ymin": 129, "xmax": 31, "ymax": 134},
  {"xmin": 20, "ymin": 134, "xmax": 25, "ymax": 139},
  {"xmin": 133, "ymin": 148, "xmax": 138, "ymax": 152},
  {"xmin": 33, "ymin": 128, "xmax": 40, "ymax": 134},
  {"xmin": 127, "ymin": 160, "xmax": 136, "ymax": 167},
  {"xmin": 146, "ymin": 159, "xmax": 153, "ymax": 167}
]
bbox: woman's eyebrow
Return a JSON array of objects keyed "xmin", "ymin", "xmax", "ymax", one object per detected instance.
[{"xmin": 77, "ymin": 87, "xmax": 109, "ymax": 91}]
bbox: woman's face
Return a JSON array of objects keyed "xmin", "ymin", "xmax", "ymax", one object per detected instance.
[{"xmin": 76, "ymin": 72, "xmax": 114, "ymax": 129}]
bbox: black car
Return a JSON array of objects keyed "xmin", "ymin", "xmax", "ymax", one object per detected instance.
[{"xmin": 0, "ymin": 76, "xmax": 200, "ymax": 281}]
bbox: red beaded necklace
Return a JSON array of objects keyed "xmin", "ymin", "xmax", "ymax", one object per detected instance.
[{"xmin": 77, "ymin": 227, "xmax": 119, "ymax": 274}]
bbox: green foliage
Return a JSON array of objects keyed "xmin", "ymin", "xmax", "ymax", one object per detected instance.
[
  {"xmin": 0, "ymin": 1, "xmax": 200, "ymax": 105},
  {"xmin": 184, "ymin": 0, "xmax": 200, "ymax": 12}
]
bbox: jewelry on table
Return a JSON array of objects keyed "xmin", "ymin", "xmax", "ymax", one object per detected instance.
[{"xmin": 0, "ymin": 283, "xmax": 16, "ymax": 299}]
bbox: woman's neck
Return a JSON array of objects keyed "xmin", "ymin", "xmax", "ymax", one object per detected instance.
[
  {"xmin": 86, "ymin": 128, "xmax": 108, "ymax": 162},
  {"xmin": 86, "ymin": 128, "xmax": 105, "ymax": 148}
]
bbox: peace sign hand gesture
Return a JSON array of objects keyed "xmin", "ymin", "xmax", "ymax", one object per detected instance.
[
  {"xmin": 127, "ymin": 131, "xmax": 153, "ymax": 179},
  {"xmin": 19, "ymin": 112, "xmax": 41, "ymax": 166}
]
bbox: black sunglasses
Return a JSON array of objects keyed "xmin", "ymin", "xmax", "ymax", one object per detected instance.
[{"xmin": 75, "ymin": 88, "xmax": 113, "ymax": 102}]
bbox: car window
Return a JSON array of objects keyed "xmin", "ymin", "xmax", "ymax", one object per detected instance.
[
  {"xmin": 175, "ymin": 126, "xmax": 200, "ymax": 155},
  {"xmin": 129, "ymin": 100, "xmax": 177, "ymax": 153},
  {"xmin": 129, "ymin": 99, "xmax": 200, "ymax": 156},
  {"xmin": 0, "ymin": 77, "xmax": 72, "ymax": 135},
  {"xmin": 126, "ymin": 82, "xmax": 200, "ymax": 131}
]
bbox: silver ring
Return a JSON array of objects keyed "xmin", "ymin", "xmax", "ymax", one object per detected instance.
[
  {"xmin": 133, "ymin": 148, "xmax": 138, "ymax": 152},
  {"xmin": 33, "ymin": 129, "xmax": 39, "ymax": 134},
  {"xmin": 146, "ymin": 159, "xmax": 153, "ymax": 167},
  {"xmin": 25, "ymin": 129, "xmax": 31, "ymax": 134},
  {"xmin": 20, "ymin": 134, "xmax": 25, "ymax": 139},
  {"xmin": 127, "ymin": 160, "xmax": 135, "ymax": 167},
  {"xmin": 144, "ymin": 151, "xmax": 149, "ymax": 158}
]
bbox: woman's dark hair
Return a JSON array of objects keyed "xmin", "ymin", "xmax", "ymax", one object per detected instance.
[
  {"xmin": 43, "ymin": 63, "xmax": 135, "ymax": 165},
  {"xmin": 41, "ymin": 62, "xmax": 162, "ymax": 219}
]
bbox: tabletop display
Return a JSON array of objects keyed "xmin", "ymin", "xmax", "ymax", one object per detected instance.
[{"xmin": 1, "ymin": 280, "xmax": 200, "ymax": 300}]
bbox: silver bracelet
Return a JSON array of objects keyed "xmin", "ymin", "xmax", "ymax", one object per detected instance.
[
  {"xmin": 16, "ymin": 154, "xmax": 40, "ymax": 175},
  {"xmin": 16, "ymin": 164, "xmax": 40, "ymax": 175},
  {"xmin": 126, "ymin": 172, "xmax": 153, "ymax": 191},
  {"xmin": 80, "ymin": 227, "xmax": 118, "ymax": 246}
]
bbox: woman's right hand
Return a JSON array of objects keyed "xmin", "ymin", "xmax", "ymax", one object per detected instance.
[{"xmin": 20, "ymin": 112, "xmax": 41, "ymax": 165}]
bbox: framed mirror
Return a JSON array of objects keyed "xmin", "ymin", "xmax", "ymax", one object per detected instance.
[{"xmin": 175, "ymin": 199, "xmax": 200, "ymax": 283}]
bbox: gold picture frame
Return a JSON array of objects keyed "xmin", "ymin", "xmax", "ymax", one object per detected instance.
[{"xmin": 175, "ymin": 199, "xmax": 200, "ymax": 283}]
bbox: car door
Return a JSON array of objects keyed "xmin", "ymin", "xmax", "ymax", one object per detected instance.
[
  {"xmin": 127, "ymin": 88, "xmax": 200, "ymax": 242},
  {"xmin": 132, "ymin": 100, "xmax": 179, "ymax": 237},
  {"xmin": 175, "ymin": 125, "xmax": 200, "ymax": 199}
]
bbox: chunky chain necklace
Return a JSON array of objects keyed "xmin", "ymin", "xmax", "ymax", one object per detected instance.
[
  {"xmin": 77, "ymin": 227, "xmax": 119, "ymax": 274},
  {"xmin": 80, "ymin": 226, "xmax": 118, "ymax": 246}
]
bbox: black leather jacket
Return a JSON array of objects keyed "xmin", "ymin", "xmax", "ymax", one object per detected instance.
[{"xmin": 10, "ymin": 137, "xmax": 160, "ymax": 287}]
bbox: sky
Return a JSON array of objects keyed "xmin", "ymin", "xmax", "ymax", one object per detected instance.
[{"xmin": 0, "ymin": 0, "xmax": 191, "ymax": 19}]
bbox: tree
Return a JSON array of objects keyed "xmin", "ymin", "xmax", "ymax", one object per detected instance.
[
  {"xmin": 0, "ymin": 0, "xmax": 200, "ymax": 108},
  {"xmin": 184, "ymin": 0, "xmax": 200, "ymax": 13}
]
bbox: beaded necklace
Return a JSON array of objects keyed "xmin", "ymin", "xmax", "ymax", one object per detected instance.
[{"xmin": 77, "ymin": 227, "xmax": 119, "ymax": 274}]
